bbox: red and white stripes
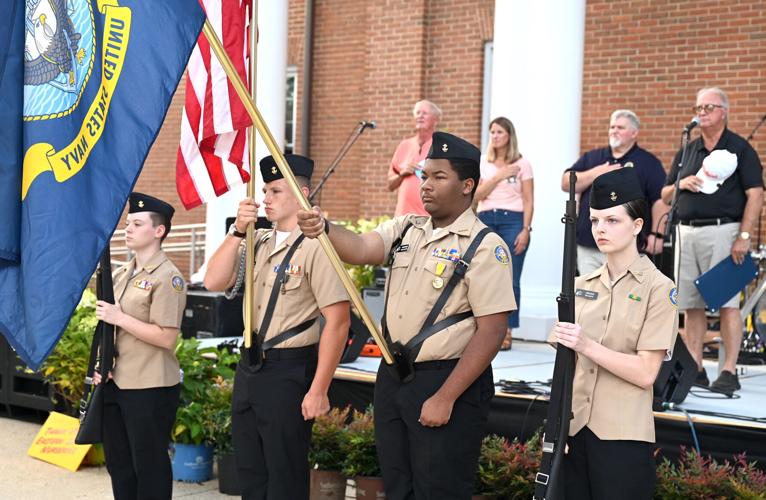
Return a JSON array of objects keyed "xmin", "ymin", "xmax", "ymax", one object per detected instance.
[{"xmin": 176, "ymin": 0, "xmax": 252, "ymax": 209}]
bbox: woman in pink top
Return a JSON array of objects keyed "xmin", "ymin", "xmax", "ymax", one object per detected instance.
[{"xmin": 475, "ymin": 117, "xmax": 534, "ymax": 350}]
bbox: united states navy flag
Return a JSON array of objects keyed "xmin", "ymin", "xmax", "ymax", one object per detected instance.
[{"xmin": 0, "ymin": 0, "xmax": 206, "ymax": 369}]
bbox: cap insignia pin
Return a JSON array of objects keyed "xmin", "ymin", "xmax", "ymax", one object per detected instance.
[
  {"xmin": 610, "ymin": 191, "xmax": 617, "ymax": 202},
  {"xmin": 271, "ymin": 166, "xmax": 277, "ymax": 175},
  {"xmin": 442, "ymin": 143, "xmax": 448, "ymax": 152},
  {"xmin": 138, "ymin": 200, "xmax": 144, "ymax": 208}
]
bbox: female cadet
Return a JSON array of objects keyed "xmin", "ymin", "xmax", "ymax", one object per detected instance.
[
  {"xmin": 95, "ymin": 193, "xmax": 186, "ymax": 500},
  {"xmin": 552, "ymin": 168, "xmax": 678, "ymax": 499}
]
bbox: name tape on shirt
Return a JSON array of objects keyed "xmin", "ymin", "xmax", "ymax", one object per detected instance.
[{"xmin": 575, "ymin": 288, "xmax": 598, "ymax": 300}]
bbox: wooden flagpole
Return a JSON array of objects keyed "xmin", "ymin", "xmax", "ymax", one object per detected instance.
[{"xmin": 201, "ymin": 20, "xmax": 394, "ymax": 363}]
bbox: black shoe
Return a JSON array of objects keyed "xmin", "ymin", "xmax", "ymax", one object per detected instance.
[
  {"xmin": 710, "ymin": 370, "xmax": 741, "ymax": 394},
  {"xmin": 694, "ymin": 368, "xmax": 709, "ymax": 387}
]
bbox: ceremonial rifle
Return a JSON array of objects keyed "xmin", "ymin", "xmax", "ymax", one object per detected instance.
[{"xmin": 533, "ymin": 171, "xmax": 577, "ymax": 499}]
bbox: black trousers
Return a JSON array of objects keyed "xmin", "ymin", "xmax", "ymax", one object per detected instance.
[
  {"xmin": 231, "ymin": 355, "xmax": 317, "ymax": 500},
  {"xmin": 564, "ymin": 426, "xmax": 655, "ymax": 500},
  {"xmin": 102, "ymin": 381, "xmax": 180, "ymax": 500},
  {"xmin": 374, "ymin": 360, "xmax": 494, "ymax": 500}
]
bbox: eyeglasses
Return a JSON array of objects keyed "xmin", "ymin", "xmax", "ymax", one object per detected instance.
[{"xmin": 693, "ymin": 103, "xmax": 726, "ymax": 114}]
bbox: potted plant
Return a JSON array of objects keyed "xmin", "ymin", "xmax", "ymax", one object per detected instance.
[
  {"xmin": 209, "ymin": 376, "xmax": 240, "ymax": 495},
  {"xmin": 474, "ymin": 431, "xmax": 541, "ymax": 499},
  {"xmin": 309, "ymin": 406, "xmax": 351, "ymax": 499},
  {"xmin": 341, "ymin": 407, "xmax": 384, "ymax": 500},
  {"xmin": 41, "ymin": 289, "xmax": 97, "ymax": 416},
  {"xmin": 170, "ymin": 338, "xmax": 236, "ymax": 483},
  {"xmin": 655, "ymin": 448, "xmax": 766, "ymax": 499}
]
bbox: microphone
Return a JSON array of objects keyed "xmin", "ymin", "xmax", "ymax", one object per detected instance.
[
  {"xmin": 360, "ymin": 120, "xmax": 377, "ymax": 130},
  {"xmin": 683, "ymin": 116, "xmax": 700, "ymax": 132}
]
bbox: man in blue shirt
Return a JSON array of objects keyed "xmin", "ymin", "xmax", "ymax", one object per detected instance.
[{"xmin": 563, "ymin": 110, "xmax": 669, "ymax": 274}]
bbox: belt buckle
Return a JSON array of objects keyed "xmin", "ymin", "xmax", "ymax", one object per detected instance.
[{"xmin": 535, "ymin": 472, "xmax": 549, "ymax": 485}]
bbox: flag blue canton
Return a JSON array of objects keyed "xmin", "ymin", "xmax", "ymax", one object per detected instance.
[{"xmin": 0, "ymin": 0, "xmax": 206, "ymax": 369}]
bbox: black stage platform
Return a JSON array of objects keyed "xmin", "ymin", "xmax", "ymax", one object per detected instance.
[{"xmin": 328, "ymin": 341, "xmax": 766, "ymax": 466}]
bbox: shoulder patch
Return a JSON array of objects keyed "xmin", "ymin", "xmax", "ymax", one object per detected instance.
[
  {"xmin": 494, "ymin": 245, "xmax": 509, "ymax": 265},
  {"xmin": 668, "ymin": 287, "xmax": 678, "ymax": 307},
  {"xmin": 171, "ymin": 275, "xmax": 185, "ymax": 292}
]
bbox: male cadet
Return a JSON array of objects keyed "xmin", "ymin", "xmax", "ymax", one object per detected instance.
[
  {"xmin": 563, "ymin": 110, "xmax": 668, "ymax": 274},
  {"xmin": 297, "ymin": 132, "xmax": 516, "ymax": 499},
  {"xmin": 204, "ymin": 155, "xmax": 350, "ymax": 499}
]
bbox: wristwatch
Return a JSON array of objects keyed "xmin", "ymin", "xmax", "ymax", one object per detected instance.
[
  {"xmin": 739, "ymin": 231, "xmax": 751, "ymax": 241},
  {"xmin": 524, "ymin": 226, "xmax": 532, "ymax": 232},
  {"xmin": 228, "ymin": 223, "xmax": 246, "ymax": 238}
]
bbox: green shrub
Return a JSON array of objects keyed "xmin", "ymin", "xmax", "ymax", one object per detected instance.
[
  {"xmin": 341, "ymin": 407, "xmax": 379, "ymax": 478},
  {"xmin": 655, "ymin": 449, "xmax": 766, "ymax": 500},
  {"xmin": 475, "ymin": 431, "xmax": 541, "ymax": 499},
  {"xmin": 336, "ymin": 216, "xmax": 390, "ymax": 291},
  {"xmin": 41, "ymin": 289, "xmax": 97, "ymax": 414},
  {"xmin": 309, "ymin": 406, "xmax": 351, "ymax": 471}
]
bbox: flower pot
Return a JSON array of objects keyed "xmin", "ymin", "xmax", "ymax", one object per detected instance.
[
  {"xmin": 170, "ymin": 442, "xmax": 214, "ymax": 483},
  {"xmin": 310, "ymin": 469, "xmax": 346, "ymax": 499},
  {"xmin": 354, "ymin": 476, "xmax": 386, "ymax": 500},
  {"xmin": 217, "ymin": 451, "xmax": 241, "ymax": 495}
]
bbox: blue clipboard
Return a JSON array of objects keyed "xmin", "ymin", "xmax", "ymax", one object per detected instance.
[{"xmin": 694, "ymin": 254, "xmax": 758, "ymax": 311}]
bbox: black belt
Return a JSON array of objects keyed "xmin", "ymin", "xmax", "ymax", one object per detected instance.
[
  {"xmin": 678, "ymin": 217, "xmax": 739, "ymax": 227},
  {"xmin": 413, "ymin": 358, "xmax": 459, "ymax": 371},
  {"xmin": 262, "ymin": 344, "xmax": 317, "ymax": 361}
]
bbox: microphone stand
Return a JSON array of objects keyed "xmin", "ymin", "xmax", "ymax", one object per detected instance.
[
  {"xmin": 663, "ymin": 127, "xmax": 695, "ymax": 247},
  {"xmin": 746, "ymin": 113, "xmax": 766, "ymax": 142},
  {"xmin": 309, "ymin": 121, "xmax": 375, "ymax": 203}
]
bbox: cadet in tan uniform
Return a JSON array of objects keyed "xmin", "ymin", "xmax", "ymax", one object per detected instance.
[
  {"xmin": 298, "ymin": 132, "xmax": 516, "ymax": 500},
  {"xmin": 94, "ymin": 193, "xmax": 186, "ymax": 500},
  {"xmin": 551, "ymin": 168, "xmax": 678, "ymax": 500},
  {"xmin": 204, "ymin": 154, "xmax": 350, "ymax": 500}
]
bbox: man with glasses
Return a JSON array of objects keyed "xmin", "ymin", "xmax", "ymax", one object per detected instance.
[
  {"xmin": 661, "ymin": 87, "xmax": 764, "ymax": 394},
  {"xmin": 562, "ymin": 109, "xmax": 668, "ymax": 274}
]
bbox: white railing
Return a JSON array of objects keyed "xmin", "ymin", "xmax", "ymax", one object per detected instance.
[{"xmin": 109, "ymin": 223, "xmax": 206, "ymax": 275}]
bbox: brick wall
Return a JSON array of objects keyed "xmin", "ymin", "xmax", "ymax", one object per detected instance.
[
  {"xmin": 289, "ymin": 0, "xmax": 494, "ymax": 219},
  {"xmin": 133, "ymin": 0, "xmax": 766, "ymax": 278},
  {"xmin": 581, "ymin": 0, "xmax": 766, "ymax": 175}
]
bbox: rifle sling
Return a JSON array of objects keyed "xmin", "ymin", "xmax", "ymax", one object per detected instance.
[{"xmin": 254, "ymin": 233, "xmax": 307, "ymax": 349}]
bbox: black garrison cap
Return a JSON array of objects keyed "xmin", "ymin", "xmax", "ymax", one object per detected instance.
[
  {"xmin": 260, "ymin": 154, "xmax": 314, "ymax": 183},
  {"xmin": 589, "ymin": 167, "xmax": 644, "ymax": 210},
  {"xmin": 128, "ymin": 192, "xmax": 175, "ymax": 220},
  {"xmin": 427, "ymin": 131, "xmax": 481, "ymax": 169}
]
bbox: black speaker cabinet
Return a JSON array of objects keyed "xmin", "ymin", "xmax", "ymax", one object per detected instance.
[
  {"xmin": 181, "ymin": 289, "xmax": 245, "ymax": 339},
  {"xmin": 653, "ymin": 335, "xmax": 696, "ymax": 407}
]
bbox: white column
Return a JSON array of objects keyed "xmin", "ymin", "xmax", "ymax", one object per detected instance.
[
  {"xmin": 202, "ymin": 1, "xmax": 288, "ymax": 268},
  {"xmin": 490, "ymin": 0, "xmax": 586, "ymax": 340}
]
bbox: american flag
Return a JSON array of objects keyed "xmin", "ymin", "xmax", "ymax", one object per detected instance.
[{"xmin": 176, "ymin": 0, "xmax": 252, "ymax": 209}]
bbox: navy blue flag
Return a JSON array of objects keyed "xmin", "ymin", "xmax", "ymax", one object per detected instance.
[{"xmin": 0, "ymin": 0, "xmax": 206, "ymax": 369}]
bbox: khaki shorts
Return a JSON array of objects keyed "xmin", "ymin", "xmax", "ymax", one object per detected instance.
[
  {"xmin": 577, "ymin": 245, "xmax": 606, "ymax": 276},
  {"xmin": 674, "ymin": 222, "xmax": 739, "ymax": 310}
]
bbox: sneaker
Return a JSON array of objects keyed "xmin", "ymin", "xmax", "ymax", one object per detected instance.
[
  {"xmin": 694, "ymin": 368, "xmax": 709, "ymax": 387},
  {"xmin": 710, "ymin": 370, "xmax": 741, "ymax": 394}
]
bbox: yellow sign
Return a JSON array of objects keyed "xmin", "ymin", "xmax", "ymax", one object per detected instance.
[
  {"xmin": 22, "ymin": 0, "xmax": 132, "ymax": 199},
  {"xmin": 27, "ymin": 412, "xmax": 92, "ymax": 472}
]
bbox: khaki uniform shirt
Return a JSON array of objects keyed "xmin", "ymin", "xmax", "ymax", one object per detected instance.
[
  {"xmin": 246, "ymin": 227, "xmax": 348, "ymax": 347},
  {"xmin": 112, "ymin": 251, "xmax": 186, "ymax": 389},
  {"xmin": 567, "ymin": 255, "xmax": 678, "ymax": 442},
  {"xmin": 374, "ymin": 208, "xmax": 517, "ymax": 362}
]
